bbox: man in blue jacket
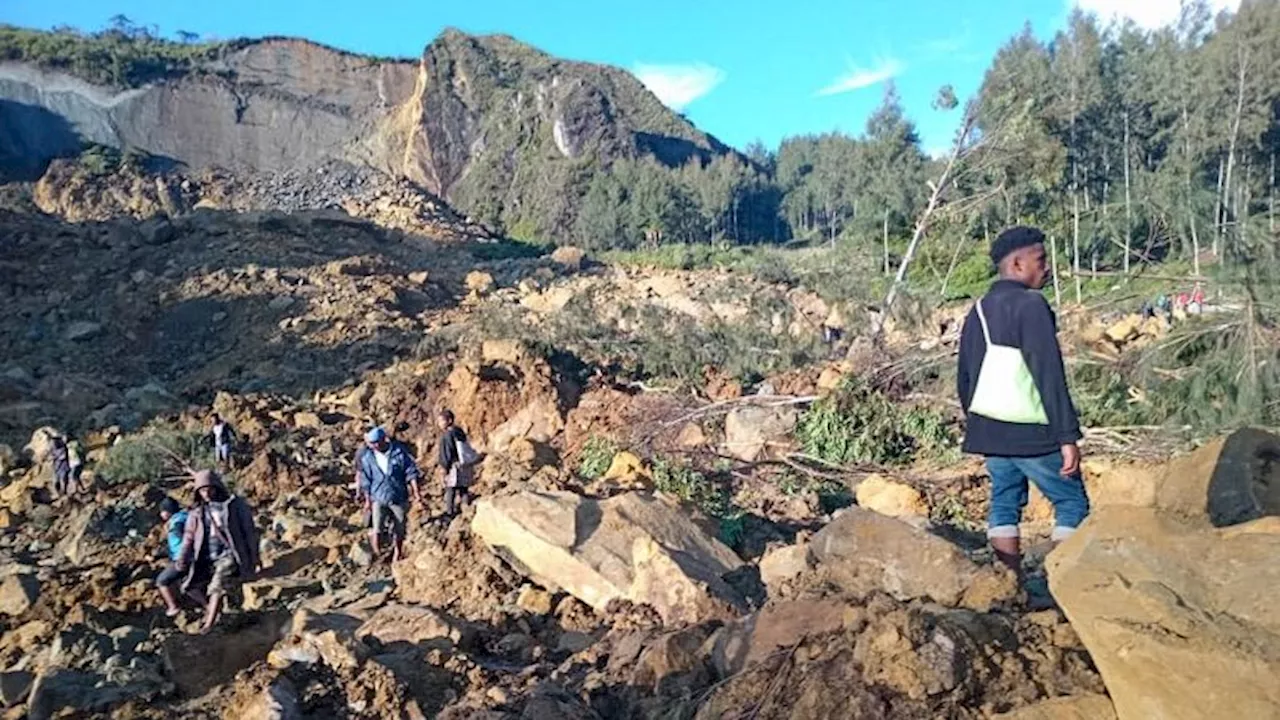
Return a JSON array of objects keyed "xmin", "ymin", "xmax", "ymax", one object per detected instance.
[
  {"xmin": 956, "ymin": 225, "xmax": 1090, "ymax": 575},
  {"xmin": 355, "ymin": 426, "xmax": 423, "ymax": 562}
]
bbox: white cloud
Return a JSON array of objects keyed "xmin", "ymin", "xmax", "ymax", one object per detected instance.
[
  {"xmin": 816, "ymin": 58, "xmax": 903, "ymax": 97},
  {"xmin": 632, "ymin": 63, "xmax": 726, "ymax": 111},
  {"xmin": 1070, "ymin": 0, "xmax": 1241, "ymax": 29}
]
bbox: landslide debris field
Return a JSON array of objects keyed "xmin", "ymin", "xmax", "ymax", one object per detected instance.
[{"xmin": 3, "ymin": 16, "xmax": 1280, "ymax": 720}]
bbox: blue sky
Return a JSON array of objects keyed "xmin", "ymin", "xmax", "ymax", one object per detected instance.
[{"xmin": 1, "ymin": 0, "xmax": 1240, "ymax": 155}]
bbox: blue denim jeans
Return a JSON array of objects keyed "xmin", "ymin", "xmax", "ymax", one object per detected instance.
[{"xmin": 985, "ymin": 451, "xmax": 1090, "ymax": 539}]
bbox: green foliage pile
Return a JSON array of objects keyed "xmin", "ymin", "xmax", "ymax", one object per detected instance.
[
  {"xmin": 797, "ymin": 377, "xmax": 957, "ymax": 466},
  {"xmin": 651, "ymin": 457, "xmax": 745, "ymax": 547},
  {"xmin": 0, "ymin": 22, "xmax": 230, "ymax": 88},
  {"xmin": 577, "ymin": 435, "xmax": 618, "ymax": 480},
  {"xmin": 96, "ymin": 428, "xmax": 213, "ymax": 486}
]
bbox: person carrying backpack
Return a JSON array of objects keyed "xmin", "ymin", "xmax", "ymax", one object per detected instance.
[
  {"xmin": 956, "ymin": 226, "xmax": 1090, "ymax": 577},
  {"xmin": 436, "ymin": 409, "xmax": 478, "ymax": 518},
  {"xmin": 156, "ymin": 497, "xmax": 196, "ymax": 618}
]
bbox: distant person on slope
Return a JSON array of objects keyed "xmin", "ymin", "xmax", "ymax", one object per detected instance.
[
  {"xmin": 355, "ymin": 426, "xmax": 423, "ymax": 562},
  {"xmin": 175, "ymin": 471, "xmax": 260, "ymax": 634},
  {"xmin": 46, "ymin": 431, "xmax": 73, "ymax": 499},
  {"xmin": 156, "ymin": 496, "xmax": 196, "ymax": 618},
  {"xmin": 436, "ymin": 410, "xmax": 478, "ymax": 519},
  {"xmin": 66, "ymin": 436, "xmax": 85, "ymax": 496},
  {"xmin": 956, "ymin": 225, "xmax": 1089, "ymax": 575},
  {"xmin": 210, "ymin": 413, "xmax": 237, "ymax": 470}
]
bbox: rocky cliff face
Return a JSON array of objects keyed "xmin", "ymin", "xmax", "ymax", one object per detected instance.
[{"xmin": 0, "ymin": 30, "xmax": 728, "ymax": 233}]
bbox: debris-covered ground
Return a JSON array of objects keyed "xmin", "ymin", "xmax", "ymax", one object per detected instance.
[{"xmin": 1, "ymin": 162, "xmax": 1277, "ymax": 719}]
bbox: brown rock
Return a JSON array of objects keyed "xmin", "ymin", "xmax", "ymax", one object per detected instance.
[
  {"xmin": 292, "ymin": 411, "xmax": 323, "ymax": 429},
  {"xmin": 465, "ymin": 271, "xmax": 495, "ymax": 295},
  {"xmin": 1154, "ymin": 428, "xmax": 1280, "ymax": 527},
  {"xmin": 993, "ymin": 695, "xmax": 1116, "ymax": 720},
  {"xmin": 0, "ymin": 574, "xmax": 40, "ymax": 616},
  {"xmin": 855, "ymin": 474, "xmax": 928, "ymax": 519},
  {"xmin": 242, "ymin": 578, "xmax": 324, "ymax": 611},
  {"xmin": 809, "ymin": 507, "xmax": 1015, "ymax": 611},
  {"xmin": 757, "ymin": 543, "xmax": 811, "ymax": 593},
  {"xmin": 471, "ymin": 491, "xmax": 744, "ymax": 625},
  {"xmin": 1047, "ymin": 506, "xmax": 1280, "ymax": 720},
  {"xmin": 550, "ymin": 245, "xmax": 586, "ymax": 270},
  {"xmin": 675, "ymin": 423, "xmax": 708, "ymax": 448},
  {"xmin": 723, "ymin": 404, "xmax": 798, "ymax": 462},
  {"xmin": 516, "ymin": 586, "xmax": 554, "ymax": 616},
  {"xmin": 708, "ymin": 599, "xmax": 851, "ymax": 677},
  {"xmin": 267, "ymin": 610, "xmax": 364, "ymax": 670},
  {"xmin": 357, "ymin": 604, "xmax": 475, "ymax": 651}
]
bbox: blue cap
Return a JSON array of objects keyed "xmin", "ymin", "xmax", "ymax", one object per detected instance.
[{"xmin": 365, "ymin": 426, "xmax": 387, "ymax": 443}]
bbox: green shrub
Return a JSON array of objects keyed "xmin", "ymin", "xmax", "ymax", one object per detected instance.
[
  {"xmin": 97, "ymin": 428, "xmax": 213, "ymax": 485},
  {"xmin": 577, "ymin": 435, "xmax": 618, "ymax": 480},
  {"xmin": 797, "ymin": 377, "xmax": 956, "ymax": 466},
  {"xmin": 651, "ymin": 457, "xmax": 744, "ymax": 545}
]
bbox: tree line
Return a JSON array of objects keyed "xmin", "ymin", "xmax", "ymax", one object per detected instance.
[{"xmin": 570, "ymin": 0, "xmax": 1280, "ymax": 287}]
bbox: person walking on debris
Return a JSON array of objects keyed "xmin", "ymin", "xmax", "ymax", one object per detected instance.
[
  {"xmin": 175, "ymin": 470, "xmax": 260, "ymax": 634},
  {"xmin": 156, "ymin": 497, "xmax": 195, "ymax": 618},
  {"xmin": 436, "ymin": 409, "xmax": 478, "ymax": 518},
  {"xmin": 46, "ymin": 431, "xmax": 73, "ymax": 499},
  {"xmin": 210, "ymin": 413, "xmax": 237, "ymax": 470},
  {"xmin": 956, "ymin": 225, "xmax": 1090, "ymax": 576},
  {"xmin": 67, "ymin": 437, "xmax": 84, "ymax": 496},
  {"xmin": 355, "ymin": 426, "xmax": 423, "ymax": 562}
]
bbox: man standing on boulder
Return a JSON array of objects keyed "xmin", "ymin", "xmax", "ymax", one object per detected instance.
[
  {"xmin": 175, "ymin": 470, "xmax": 259, "ymax": 634},
  {"xmin": 957, "ymin": 225, "xmax": 1090, "ymax": 574},
  {"xmin": 355, "ymin": 427, "xmax": 422, "ymax": 562}
]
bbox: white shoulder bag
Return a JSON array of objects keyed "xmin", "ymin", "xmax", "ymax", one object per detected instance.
[{"xmin": 967, "ymin": 300, "xmax": 1050, "ymax": 425}]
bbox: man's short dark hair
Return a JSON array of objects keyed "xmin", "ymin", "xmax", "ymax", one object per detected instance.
[
  {"xmin": 439, "ymin": 409, "xmax": 455, "ymax": 424},
  {"xmin": 161, "ymin": 497, "xmax": 181, "ymax": 515},
  {"xmin": 990, "ymin": 225, "xmax": 1046, "ymax": 266}
]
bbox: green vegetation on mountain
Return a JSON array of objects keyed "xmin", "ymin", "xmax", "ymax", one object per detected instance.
[{"xmin": 0, "ymin": 18, "xmax": 232, "ymax": 87}]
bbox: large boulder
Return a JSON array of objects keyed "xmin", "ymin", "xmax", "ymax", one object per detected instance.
[
  {"xmin": 1153, "ymin": 428, "xmax": 1280, "ymax": 527},
  {"xmin": 723, "ymin": 404, "xmax": 798, "ymax": 462},
  {"xmin": 356, "ymin": 604, "xmax": 476, "ymax": 652},
  {"xmin": 807, "ymin": 507, "xmax": 1016, "ymax": 611},
  {"xmin": 1047, "ymin": 507, "xmax": 1280, "ymax": 719},
  {"xmin": 471, "ymin": 491, "xmax": 745, "ymax": 625},
  {"xmin": 707, "ymin": 599, "xmax": 852, "ymax": 678}
]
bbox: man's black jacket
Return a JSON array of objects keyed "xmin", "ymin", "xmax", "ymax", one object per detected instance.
[{"xmin": 956, "ymin": 279, "xmax": 1082, "ymax": 457}]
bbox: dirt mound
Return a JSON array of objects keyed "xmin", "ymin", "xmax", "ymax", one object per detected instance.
[{"xmin": 694, "ymin": 593, "xmax": 1102, "ymax": 719}]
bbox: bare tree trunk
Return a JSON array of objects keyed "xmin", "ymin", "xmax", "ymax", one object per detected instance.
[
  {"xmin": 1073, "ymin": 191, "xmax": 1082, "ymax": 304},
  {"xmin": 1123, "ymin": 112, "xmax": 1133, "ymax": 273},
  {"xmin": 882, "ymin": 209, "xmax": 890, "ymax": 275},
  {"xmin": 1214, "ymin": 156, "xmax": 1225, "ymax": 256},
  {"xmin": 1222, "ymin": 41, "xmax": 1250, "ymax": 251},
  {"xmin": 1271, "ymin": 152, "xmax": 1276, "ymax": 234},
  {"xmin": 1050, "ymin": 234, "xmax": 1062, "ymax": 308},
  {"xmin": 940, "ymin": 233, "xmax": 970, "ymax": 301},
  {"xmin": 871, "ymin": 112, "xmax": 978, "ymax": 339}
]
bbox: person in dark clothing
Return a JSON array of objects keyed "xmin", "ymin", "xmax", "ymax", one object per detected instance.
[
  {"xmin": 436, "ymin": 410, "xmax": 475, "ymax": 518},
  {"xmin": 210, "ymin": 414, "xmax": 237, "ymax": 470},
  {"xmin": 175, "ymin": 471, "xmax": 259, "ymax": 634},
  {"xmin": 956, "ymin": 225, "xmax": 1089, "ymax": 575},
  {"xmin": 355, "ymin": 427, "xmax": 422, "ymax": 562},
  {"xmin": 45, "ymin": 431, "xmax": 73, "ymax": 498}
]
